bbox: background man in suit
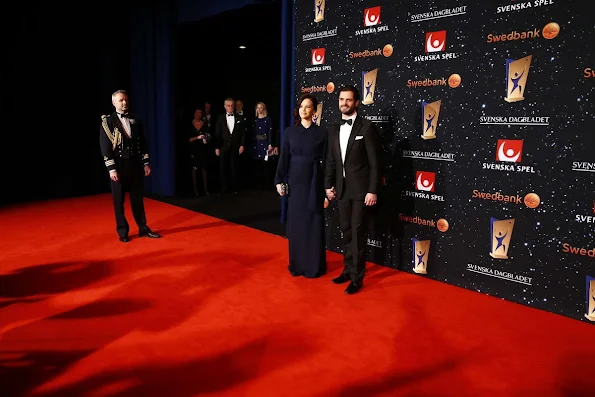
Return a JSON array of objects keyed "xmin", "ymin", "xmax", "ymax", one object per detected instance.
[
  {"xmin": 325, "ymin": 85, "xmax": 381, "ymax": 294},
  {"xmin": 215, "ymin": 97, "xmax": 246, "ymax": 194},
  {"xmin": 99, "ymin": 90, "xmax": 161, "ymax": 242}
]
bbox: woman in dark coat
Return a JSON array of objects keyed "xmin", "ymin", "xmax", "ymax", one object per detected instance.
[{"xmin": 274, "ymin": 94, "xmax": 328, "ymax": 278}]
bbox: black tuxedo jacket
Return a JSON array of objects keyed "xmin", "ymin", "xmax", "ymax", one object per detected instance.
[
  {"xmin": 99, "ymin": 112, "xmax": 150, "ymax": 173},
  {"xmin": 325, "ymin": 115, "xmax": 381, "ymax": 200},
  {"xmin": 214, "ymin": 113, "xmax": 246, "ymax": 153}
]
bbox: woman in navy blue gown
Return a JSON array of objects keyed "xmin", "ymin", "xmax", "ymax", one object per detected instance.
[{"xmin": 275, "ymin": 94, "xmax": 328, "ymax": 278}]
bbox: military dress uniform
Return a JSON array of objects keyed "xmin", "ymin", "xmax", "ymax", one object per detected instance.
[{"xmin": 99, "ymin": 112, "xmax": 156, "ymax": 240}]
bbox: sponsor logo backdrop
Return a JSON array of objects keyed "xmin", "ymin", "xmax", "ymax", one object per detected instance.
[{"xmin": 295, "ymin": 0, "xmax": 593, "ymax": 323}]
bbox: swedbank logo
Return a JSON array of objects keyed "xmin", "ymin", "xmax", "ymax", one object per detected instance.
[
  {"xmin": 562, "ymin": 243, "xmax": 594, "ymax": 258},
  {"xmin": 301, "ymin": 85, "xmax": 326, "ymax": 93},
  {"xmin": 472, "ymin": 190, "xmax": 540, "ymax": 209},
  {"xmin": 398, "ymin": 213, "xmax": 449, "ymax": 232},
  {"xmin": 407, "ymin": 74, "xmax": 461, "ymax": 88},
  {"xmin": 301, "ymin": 83, "xmax": 335, "ymax": 94},
  {"xmin": 349, "ymin": 44, "xmax": 393, "ymax": 59},
  {"xmin": 487, "ymin": 22, "xmax": 560, "ymax": 43}
]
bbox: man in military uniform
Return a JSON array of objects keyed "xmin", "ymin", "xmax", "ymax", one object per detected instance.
[{"xmin": 99, "ymin": 90, "xmax": 161, "ymax": 242}]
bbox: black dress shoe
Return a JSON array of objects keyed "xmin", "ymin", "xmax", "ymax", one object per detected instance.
[
  {"xmin": 119, "ymin": 236, "xmax": 129, "ymax": 243},
  {"xmin": 344, "ymin": 281, "xmax": 362, "ymax": 295},
  {"xmin": 332, "ymin": 274, "xmax": 350, "ymax": 284},
  {"xmin": 139, "ymin": 231, "xmax": 161, "ymax": 238},
  {"xmin": 288, "ymin": 266, "xmax": 301, "ymax": 277}
]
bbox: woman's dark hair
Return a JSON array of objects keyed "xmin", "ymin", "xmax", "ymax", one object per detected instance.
[{"xmin": 294, "ymin": 94, "xmax": 319, "ymax": 125}]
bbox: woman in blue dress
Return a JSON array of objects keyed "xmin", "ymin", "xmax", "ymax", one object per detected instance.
[
  {"xmin": 250, "ymin": 102, "xmax": 275, "ymax": 190},
  {"xmin": 274, "ymin": 94, "xmax": 328, "ymax": 278}
]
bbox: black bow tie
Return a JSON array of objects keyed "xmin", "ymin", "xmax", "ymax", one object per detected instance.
[
  {"xmin": 341, "ymin": 118, "xmax": 353, "ymax": 126},
  {"xmin": 119, "ymin": 113, "xmax": 129, "ymax": 118},
  {"xmin": 227, "ymin": 113, "xmax": 234, "ymax": 117}
]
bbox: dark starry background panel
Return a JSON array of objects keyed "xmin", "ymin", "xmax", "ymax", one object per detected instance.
[{"xmin": 295, "ymin": 0, "xmax": 594, "ymax": 323}]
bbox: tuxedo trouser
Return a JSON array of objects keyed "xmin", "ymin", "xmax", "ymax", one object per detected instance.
[
  {"xmin": 111, "ymin": 158, "xmax": 148, "ymax": 237},
  {"xmin": 219, "ymin": 150, "xmax": 239, "ymax": 191},
  {"xmin": 338, "ymin": 194, "xmax": 368, "ymax": 284}
]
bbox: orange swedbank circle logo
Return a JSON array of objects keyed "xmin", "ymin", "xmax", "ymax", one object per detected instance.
[
  {"xmin": 448, "ymin": 74, "xmax": 461, "ymax": 88},
  {"xmin": 437, "ymin": 218, "xmax": 449, "ymax": 232},
  {"xmin": 524, "ymin": 193, "xmax": 541, "ymax": 209},
  {"xmin": 542, "ymin": 22, "xmax": 560, "ymax": 40},
  {"xmin": 383, "ymin": 44, "xmax": 393, "ymax": 57}
]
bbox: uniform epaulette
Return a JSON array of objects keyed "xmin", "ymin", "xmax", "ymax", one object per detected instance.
[{"xmin": 101, "ymin": 114, "xmax": 109, "ymax": 120}]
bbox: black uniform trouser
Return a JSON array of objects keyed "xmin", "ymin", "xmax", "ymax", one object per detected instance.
[
  {"xmin": 111, "ymin": 158, "xmax": 148, "ymax": 237},
  {"xmin": 219, "ymin": 149, "xmax": 239, "ymax": 192},
  {"xmin": 338, "ymin": 189, "xmax": 369, "ymax": 285}
]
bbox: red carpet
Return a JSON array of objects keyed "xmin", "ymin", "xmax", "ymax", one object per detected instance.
[{"xmin": 0, "ymin": 194, "xmax": 592, "ymax": 397}]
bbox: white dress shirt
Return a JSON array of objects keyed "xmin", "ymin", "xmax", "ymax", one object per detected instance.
[
  {"xmin": 118, "ymin": 113, "xmax": 131, "ymax": 137},
  {"xmin": 226, "ymin": 113, "xmax": 235, "ymax": 134},
  {"xmin": 339, "ymin": 112, "xmax": 357, "ymax": 176}
]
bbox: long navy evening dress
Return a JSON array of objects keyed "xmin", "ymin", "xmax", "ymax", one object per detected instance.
[{"xmin": 275, "ymin": 123, "xmax": 328, "ymax": 278}]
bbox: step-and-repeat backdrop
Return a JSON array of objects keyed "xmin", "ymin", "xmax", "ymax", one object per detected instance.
[{"xmin": 294, "ymin": 0, "xmax": 593, "ymax": 323}]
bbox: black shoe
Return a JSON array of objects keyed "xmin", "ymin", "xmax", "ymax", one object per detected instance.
[
  {"xmin": 288, "ymin": 266, "xmax": 301, "ymax": 277},
  {"xmin": 139, "ymin": 231, "xmax": 161, "ymax": 238},
  {"xmin": 332, "ymin": 274, "xmax": 350, "ymax": 284},
  {"xmin": 119, "ymin": 236, "xmax": 129, "ymax": 243},
  {"xmin": 344, "ymin": 281, "xmax": 362, "ymax": 295}
]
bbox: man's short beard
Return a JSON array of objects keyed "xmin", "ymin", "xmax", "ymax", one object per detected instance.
[{"xmin": 341, "ymin": 107, "xmax": 355, "ymax": 116}]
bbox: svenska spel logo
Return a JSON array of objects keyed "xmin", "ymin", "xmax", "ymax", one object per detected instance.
[
  {"xmin": 496, "ymin": 139, "xmax": 523, "ymax": 162},
  {"xmin": 311, "ymin": 48, "xmax": 326, "ymax": 65},
  {"xmin": 416, "ymin": 171, "xmax": 436, "ymax": 192},
  {"xmin": 425, "ymin": 30, "xmax": 446, "ymax": 52},
  {"xmin": 364, "ymin": 6, "xmax": 381, "ymax": 27}
]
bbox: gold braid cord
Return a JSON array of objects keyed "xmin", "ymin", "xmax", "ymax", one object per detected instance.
[{"xmin": 101, "ymin": 117, "xmax": 122, "ymax": 150}]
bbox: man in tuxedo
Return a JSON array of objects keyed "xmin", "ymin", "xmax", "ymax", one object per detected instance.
[
  {"xmin": 325, "ymin": 85, "xmax": 381, "ymax": 294},
  {"xmin": 215, "ymin": 97, "xmax": 246, "ymax": 194},
  {"xmin": 204, "ymin": 102, "xmax": 213, "ymax": 130},
  {"xmin": 235, "ymin": 99, "xmax": 245, "ymax": 118},
  {"xmin": 99, "ymin": 90, "xmax": 161, "ymax": 242}
]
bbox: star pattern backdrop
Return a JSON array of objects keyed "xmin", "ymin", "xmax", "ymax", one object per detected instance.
[{"xmin": 294, "ymin": 0, "xmax": 594, "ymax": 323}]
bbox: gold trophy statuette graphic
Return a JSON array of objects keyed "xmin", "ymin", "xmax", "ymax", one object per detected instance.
[
  {"xmin": 586, "ymin": 277, "xmax": 595, "ymax": 322},
  {"xmin": 313, "ymin": 103, "xmax": 323, "ymax": 126},
  {"xmin": 421, "ymin": 100, "xmax": 442, "ymax": 140},
  {"xmin": 314, "ymin": 0, "xmax": 325, "ymax": 23},
  {"xmin": 412, "ymin": 239, "xmax": 430, "ymax": 274},
  {"xmin": 504, "ymin": 55, "xmax": 532, "ymax": 103},
  {"xmin": 489, "ymin": 218, "xmax": 515, "ymax": 259},
  {"xmin": 362, "ymin": 68, "xmax": 378, "ymax": 105}
]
